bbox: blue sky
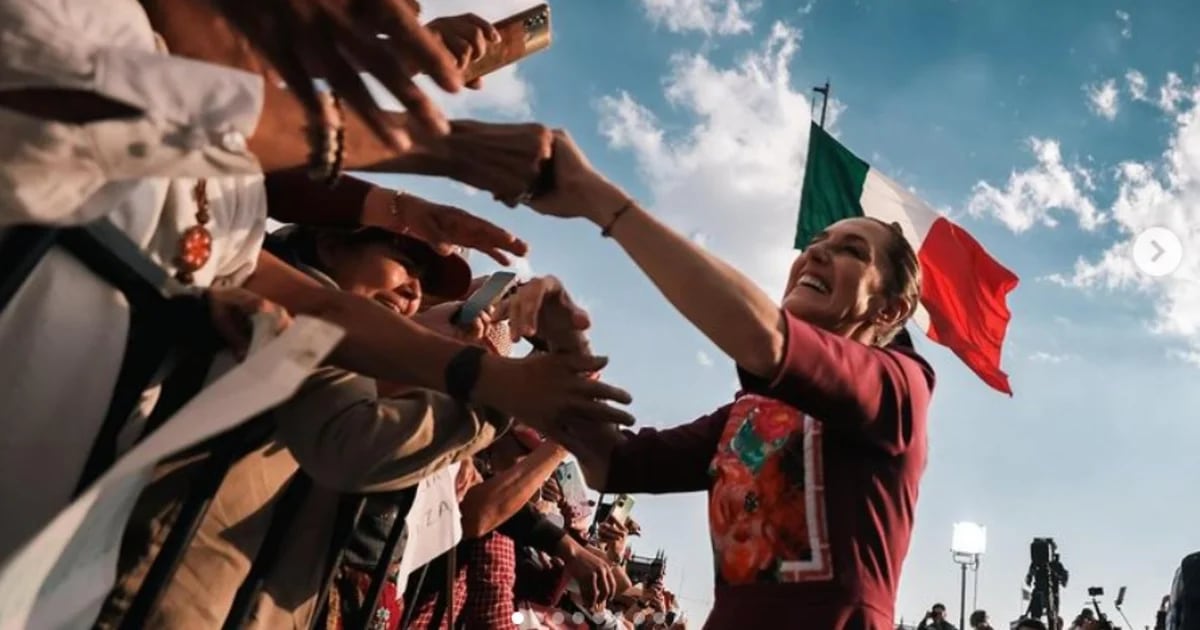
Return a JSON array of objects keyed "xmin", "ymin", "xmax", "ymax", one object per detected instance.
[{"xmin": 364, "ymin": 0, "xmax": 1200, "ymax": 625}]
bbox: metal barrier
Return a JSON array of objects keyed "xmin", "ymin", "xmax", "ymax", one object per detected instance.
[{"xmin": 0, "ymin": 222, "xmax": 408, "ymax": 630}]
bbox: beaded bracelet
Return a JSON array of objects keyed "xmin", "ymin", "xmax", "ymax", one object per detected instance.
[{"xmin": 306, "ymin": 92, "xmax": 345, "ymax": 187}]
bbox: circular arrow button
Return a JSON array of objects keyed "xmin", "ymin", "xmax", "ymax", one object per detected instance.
[{"xmin": 1132, "ymin": 227, "xmax": 1184, "ymax": 277}]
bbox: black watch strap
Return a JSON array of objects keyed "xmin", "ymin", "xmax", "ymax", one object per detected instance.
[{"xmin": 445, "ymin": 346, "xmax": 487, "ymax": 402}]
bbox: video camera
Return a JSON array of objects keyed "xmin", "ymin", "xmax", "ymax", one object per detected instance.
[{"xmin": 1025, "ymin": 538, "xmax": 1070, "ymax": 629}]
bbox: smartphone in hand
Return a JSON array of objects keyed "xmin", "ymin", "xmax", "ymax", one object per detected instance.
[
  {"xmin": 463, "ymin": 4, "xmax": 552, "ymax": 83},
  {"xmin": 453, "ymin": 271, "xmax": 518, "ymax": 329},
  {"xmin": 553, "ymin": 460, "xmax": 591, "ymax": 516}
]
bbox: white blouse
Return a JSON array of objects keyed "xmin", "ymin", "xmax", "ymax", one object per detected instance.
[{"xmin": 0, "ymin": 0, "xmax": 270, "ymax": 559}]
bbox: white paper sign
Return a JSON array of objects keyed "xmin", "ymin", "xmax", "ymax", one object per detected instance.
[
  {"xmin": 393, "ymin": 462, "xmax": 463, "ymax": 598},
  {"xmin": 0, "ymin": 316, "xmax": 344, "ymax": 630}
]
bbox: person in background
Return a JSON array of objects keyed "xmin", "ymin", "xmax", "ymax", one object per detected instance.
[
  {"xmin": 918, "ymin": 604, "xmax": 956, "ymax": 630},
  {"xmin": 1070, "ymin": 608, "xmax": 1096, "ymax": 630},
  {"xmin": 971, "ymin": 609, "xmax": 994, "ymax": 630},
  {"xmin": 1015, "ymin": 619, "xmax": 1049, "ymax": 630},
  {"xmin": 519, "ymin": 131, "xmax": 934, "ymax": 630}
]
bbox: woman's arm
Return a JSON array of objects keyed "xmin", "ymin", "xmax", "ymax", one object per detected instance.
[
  {"xmin": 243, "ymin": 251, "xmax": 636, "ymax": 431},
  {"xmin": 263, "ymin": 171, "xmax": 527, "ymax": 262},
  {"xmin": 275, "ymin": 374, "xmax": 504, "ymax": 493},
  {"xmin": 526, "ymin": 136, "xmax": 784, "ymax": 378},
  {"xmin": 527, "ymin": 132, "xmax": 934, "ymax": 447},
  {"xmin": 543, "ymin": 406, "xmax": 730, "ymax": 495},
  {"xmin": 600, "ymin": 203, "xmax": 787, "ymax": 379},
  {"xmin": 459, "ymin": 442, "xmax": 566, "ymax": 538},
  {"xmin": 244, "ymin": 251, "xmax": 468, "ymax": 389}
]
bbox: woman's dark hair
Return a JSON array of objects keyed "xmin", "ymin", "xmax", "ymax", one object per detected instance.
[
  {"xmin": 867, "ymin": 218, "xmax": 922, "ymax": 346},
  {"xmin": 970, "ymin": 609, "xmax": 989, "ymax": 626}
]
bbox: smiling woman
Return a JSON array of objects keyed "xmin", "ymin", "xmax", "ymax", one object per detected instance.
[
  {"xmin": 265, "ymin": 225, "xmax": 474, "ymax": 317},
  {"xmin": 787, "ymin": 217, "xmax": 922, "ymax": 347},
  {"xmin": 510, "ymin": 130, "xmax": 937, "ymax": 629}
]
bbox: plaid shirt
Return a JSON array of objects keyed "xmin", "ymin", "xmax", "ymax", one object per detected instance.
[
  {"xmin": 461, "ymin": 531, "xmax": 518, "ymax": 629},
  {"xmin": 404, "ymin": 561, "xmax": 467, "ymax": 629}
]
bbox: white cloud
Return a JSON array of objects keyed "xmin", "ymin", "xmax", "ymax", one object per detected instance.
[
  {"xmin": 639, "ymin": 0, "xmax": 758, "ymax": 36},
  {"xmin": 966, "ymin": 138, "xmax": 1104, "ymax": 233},
  {"xmin": 597, "ymin": 22, "xmax": 815, "ymax": 296},
  {"xmin": 1126, "ymin": 69, "xmax": 1195, "ymax": 115},
  {"xmin": 1159, "ymin": 72, "xmax": 1187, "ymax": 114},
  {"xmin": 1126, "ymin": 69, "xmax": 1149, "ymax": 101},
  {"xmin": 1086, "ymin": 79, "xmax": 1121, "ymax": 120},
  {"xmin": 1029, "ymin": 351, "xmax": 1071, "ymax": 363},
  {"xmin": 981, "ymin": 74, "xmax": 1200, "ymax": 360},
  {"xmin": 1115, "ymin": 10, "xmax": 1132, "ymax": 39},
  {"xmin": 696, "ymin": 351, "xmax": 714, "ymax": 367}
]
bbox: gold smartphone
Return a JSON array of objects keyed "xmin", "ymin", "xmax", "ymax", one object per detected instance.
[{"xmin": 462, "ymin": 4, "xmax": 552, "ymax": 83}]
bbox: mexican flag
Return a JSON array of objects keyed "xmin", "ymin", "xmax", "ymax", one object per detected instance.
[{"xmin": 796, "ymin": 123, "xmax": 1018, "ymax": 395}]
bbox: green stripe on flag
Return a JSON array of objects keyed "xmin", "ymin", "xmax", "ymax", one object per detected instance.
[{"xmin": 794, "ymin": 123, "xmax": 870, "ymax": 249}]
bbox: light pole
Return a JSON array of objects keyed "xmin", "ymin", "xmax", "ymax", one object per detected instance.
[{"xmin": 951, "ymin": 522, "xmax": 987, "ymax": 630}]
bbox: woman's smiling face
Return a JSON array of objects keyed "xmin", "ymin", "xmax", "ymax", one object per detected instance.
[
  {"xmin": 323, "ymin": 240, "xmax": 425, "ymax": 317},
  {"xmin": 782, "ymin": 217, "xmax": 900, "ymax": 341}
]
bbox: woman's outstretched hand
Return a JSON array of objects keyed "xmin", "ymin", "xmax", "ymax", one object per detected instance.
[{"xmin": 525, "ymin": 130, "xmax": 630, "ymax": 226}]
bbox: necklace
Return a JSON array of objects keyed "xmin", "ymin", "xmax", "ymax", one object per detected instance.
[{"xmin": 174, "ymin": 179, "xmax": 213, "ymax": 285}]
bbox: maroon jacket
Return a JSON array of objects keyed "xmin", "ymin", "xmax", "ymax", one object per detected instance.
[{"xmin": 605, "ymin": 313, "xmax": 935, "ymax": 630}]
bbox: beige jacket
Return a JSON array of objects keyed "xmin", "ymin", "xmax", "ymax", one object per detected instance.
[{"xmin": 97, "ymin": 370, "xmax": 507, "ymax": 629}]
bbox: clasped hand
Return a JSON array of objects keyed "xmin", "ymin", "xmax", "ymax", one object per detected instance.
[{"xmin": 496, "ymin": 275, "xmax": 591, "ymax": 355}]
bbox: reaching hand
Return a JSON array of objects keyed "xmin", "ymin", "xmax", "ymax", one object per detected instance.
[
  {"xmin": 384, "ymin": 192, "xmax": 529, "ymax": 264},
  {"xmin": 562, "ymin": 540, "xmax": 618, "ymax": 609},
  {"xmin": 143, "ymin": 0, "xmax": 466, "ymax": 170},
  {"xmin": 217, "ymin": 0, "xmax": 462, "ymax": 140},
  {"xmin": 526, "ymin": 130, "xmax": 629, "ymax": 224},
  {"xmin": 426, "ymin": 14, "xmax": 500, "ymax": 89},
  {"xmin": 596, "ymin": 519, "xmax": 629, "ymax": 562},
  {"xmin": 540, "ymin": 477, "xmax": 564, "ymax": 505},
  {"xmin": 207, "ymin": 287, "xmax": 292, "ymax": 360},
  {"xmin": 497, "ymin": 275, "xmax": 590, "ymax": 350},
  {"xmin": 413, "ymin": 121, "xmax": 555, "ymax": 207},
  {"xmin": 474, "ymin": 353, "xmax": 633, "ymax": 432}
]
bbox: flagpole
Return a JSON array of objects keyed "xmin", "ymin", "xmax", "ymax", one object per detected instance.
[{"xmin": 812, "ymin": 79, "xmax": 831, "ymax": 128}]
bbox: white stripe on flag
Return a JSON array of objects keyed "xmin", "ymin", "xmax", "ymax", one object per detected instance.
[
  {"xmin": 859, "ymin": 169, "xmax": 936, "ymax": 246},
  {"xmin": 859, "ymin": 169, "xmax": 936, "ymax": 333}
]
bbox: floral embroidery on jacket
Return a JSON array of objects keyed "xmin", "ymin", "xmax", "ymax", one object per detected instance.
[{"xmin": 707, "ymin": 394, "xmax": 832, "ymax": 585}]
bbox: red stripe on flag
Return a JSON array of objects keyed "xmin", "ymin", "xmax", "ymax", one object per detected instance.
[{"xmin": 917, "ymin": 217, "xmax": 1019, "ymax": 395}]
